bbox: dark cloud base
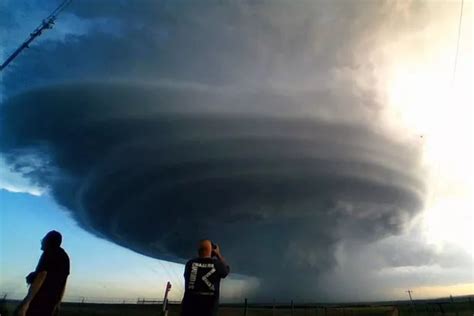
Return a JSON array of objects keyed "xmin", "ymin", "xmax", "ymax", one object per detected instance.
[{"xmin": 0, "ymin": 82, "xmax": 425, "ymax": 299}]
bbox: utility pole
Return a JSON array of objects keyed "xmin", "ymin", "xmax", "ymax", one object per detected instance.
[
  {"xmin": 0, "ymin": 0, "xmax": 72, "ymax": 71},
  {"xmin": 406, "ymin": 290, "xmax": 416, "ymax": 316},
  {"xmin": 406, "ymin": 290, "xmax": 414, "ymax": 304}
]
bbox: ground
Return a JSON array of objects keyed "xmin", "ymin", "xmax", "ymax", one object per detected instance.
[{"xmin": 1, "ymin": 298, "xmax": 473, "ymax": 316}]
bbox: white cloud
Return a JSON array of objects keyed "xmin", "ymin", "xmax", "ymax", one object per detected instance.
[{"xmin": 0, "ymin": 157, "xmax": 45, "ymax": 196}]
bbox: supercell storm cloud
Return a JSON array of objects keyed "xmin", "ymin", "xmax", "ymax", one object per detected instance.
[{"xmin": 0, "ymin": 82, "xmax": 425, "ymax": 298}]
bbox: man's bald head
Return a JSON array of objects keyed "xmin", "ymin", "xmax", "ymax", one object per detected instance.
[{"xmin": 198, "ymin": 239, "xmax": 213, "ymax": 258}]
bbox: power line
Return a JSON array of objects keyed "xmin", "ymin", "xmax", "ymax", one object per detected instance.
[
  {"xmin": 427, "ymin": 0, "xmax": 465, "ymax": 219},
  {"xmin": 154, "ymin": 260, "xmax": 185, "ymax": 297},
  {"xmin": 166, "ymin": 261, "xmax": 185, "ymax": 295},
  {"xmin": 452, "ymin": 0, "xmax": 464, "ymax": 85},
  {"xmin": 48, "ymin": 0, "xmax": 73, "ymax": 19},
  {"xmin": 0, "ymin": 0, "xmax": 73, "ymax": 72}
]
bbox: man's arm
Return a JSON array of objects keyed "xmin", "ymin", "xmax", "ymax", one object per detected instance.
[
  {"xmin": 183, "ymin": 261, "xmax": 190, "ymax": 277},
  {"xmin": 52, "ymin": 283, "xmax": 67, "ymax": 316},
  {"xmin": 212, "ymin": 245, "xmax": 230, "ymax": 277},
  {"xmin": 16, "ymin": 271, "xmax": 47, "ymax": 316},
  {"xmin": 58, "ymin": 283, "xmax": 66, "ymax": 301}
]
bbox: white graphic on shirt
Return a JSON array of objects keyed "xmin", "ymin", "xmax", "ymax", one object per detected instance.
[
  {"xmin": 202, "ymin": 267, "xmax": 216, "ymax": 291},
  {"xmin": 188, "ymin": 262, "xmax": 216, "ymax": 291},
  {"xmin": 188, "ymin": 263, "xmax": 198, "ymax": 289}
]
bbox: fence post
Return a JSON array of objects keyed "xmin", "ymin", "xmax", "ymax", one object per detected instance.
[
  {"xmin": 0, "ymin": 293, "xmax": 8, "ymax": 315},
  {"xmin": 450, "ymin": 295, "xmax": 459, "ymax": 316},
  {"xmin": 78, "ymin": 296, "xmax": 85, "ymax": 314},
  {"xmin": 244, "ymin": 298, "xmax": 248, "ymax": 316},
  {"xmin": 161, "ymin": 281, "xmax": 172, "ymax": 316},
  {"xmin": 273, "ymin": 298, "xmax": 276, "ymax": 316},
  {"xmin": 291, "ymin": 299, "xmax": 294, "ymax": 316},
  {"xmin": 437, "ymin": 303, "xmax": 445, "ymax": 315}
]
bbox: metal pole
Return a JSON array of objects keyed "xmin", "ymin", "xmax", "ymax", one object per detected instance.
[
  {"xmin": 406, "ymin": 290, "xmax": 416, "ymax": 316},
  {"xmin": 450, "ymin": 295, "xmax": 459, "ymax": 316},
  {"xmin": 0, "ymin": 21, "xmax": 50, "ymax": 71},
  {"xmin": 0, "ymin": 0, "xmax": 72, "ymax": 71},
  {"xmin": 244, "ymin": 298, "xmax": 248, "ymax": 316},
  {"xmin": 406, "ymin": 290, "xmax": 414, "ymax": 305},
  {"xmin": 161, "ymin": 281, "xmax": 172, "ymax": 316}
]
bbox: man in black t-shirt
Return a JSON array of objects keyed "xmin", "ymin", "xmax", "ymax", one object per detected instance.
[
  {"xmin": 181, "ymin": 240, "xmax": 230, "ymax": 316},
  {"xmin": 16, "ymin": 230, "xmax": 70, "ymax": 316}
]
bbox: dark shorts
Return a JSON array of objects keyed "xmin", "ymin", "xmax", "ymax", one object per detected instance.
[
  {"xmin": 181, "ymin": 295, "xmax": 218, "ymax": 316},
  {"xmin": 26, "ymin": 299, "xmax": 57, "ymax": 316}
]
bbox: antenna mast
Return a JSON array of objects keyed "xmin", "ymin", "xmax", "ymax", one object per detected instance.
[{"xmin": 0, "ymin": 0, "xmax": 72, "ymax": 71}]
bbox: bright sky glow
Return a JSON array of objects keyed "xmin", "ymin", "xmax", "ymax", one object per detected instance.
[
  {"xmin": 0, "ymin": 0, "xmax": 472, "ymax": 302},
  {"xmin": 382, "ymin": 2, "xmax": 473, "ymax": 257}
]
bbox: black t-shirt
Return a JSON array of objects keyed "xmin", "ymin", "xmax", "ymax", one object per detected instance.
[
  {"xmin": 181, "ymin": 257, "xmax": 229, "ymax": 316},
  {"xmin": 31, "ymin": 247, "xmax": 70, "ymax": 307}
]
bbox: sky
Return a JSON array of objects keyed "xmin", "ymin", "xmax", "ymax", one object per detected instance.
[{"xmin": 0, "ymin": 0, "xmax": 473, "ymax": 303}]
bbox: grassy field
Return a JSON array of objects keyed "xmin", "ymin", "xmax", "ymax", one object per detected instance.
[
  {"xmin": 1, "ymin": 299, "xmax": 472, "ymax": 316},
  {"xmin": 396, "ymin": 300, "xmax": 474, "ymax": 316}
]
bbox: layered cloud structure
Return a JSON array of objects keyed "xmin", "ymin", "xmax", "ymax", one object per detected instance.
[{"xmin": 0, "ymin": 82, "xmax": 425, "ymax": 298}]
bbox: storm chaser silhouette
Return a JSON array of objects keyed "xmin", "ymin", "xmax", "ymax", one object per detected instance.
[
  {"xmin": 16, "ymin": 231, "xmax": 70, "ymax": 316},
  {"xmin": 181, "ymin": 240, "xmax": 230, "ymax": 316}
]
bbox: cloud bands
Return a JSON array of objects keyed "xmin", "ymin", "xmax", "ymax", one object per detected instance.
[{"xmin": 0, "ymin": 82, "xmax": 425, "ymax": 298}]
